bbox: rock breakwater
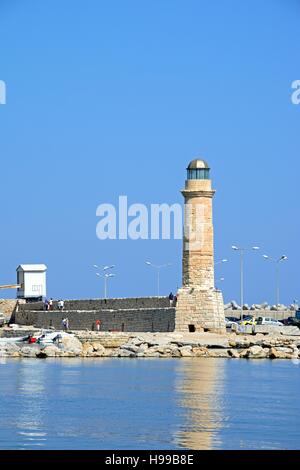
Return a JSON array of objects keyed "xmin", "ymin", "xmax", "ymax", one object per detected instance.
[{"xmin": 0, "ymin": 331, "xmax": 299, "ymax": 359}]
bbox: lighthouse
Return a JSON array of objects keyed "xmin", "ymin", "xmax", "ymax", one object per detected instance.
[{"xmin": 175, "ymin": 159, "xmax": 225, "ymax": 333}]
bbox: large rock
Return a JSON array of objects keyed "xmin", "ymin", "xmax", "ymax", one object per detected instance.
[
  {"xmin": 116, "ymin": 348, "xmax": 136, "ymax": 358},
  {"xmin": 239, "ymin": 349, "xmax": 250, "ymax": 358},
  {"xmin": 79, "ymin": 341, "xmax": 106, "ymax": 357},
  {"xmin": 269, "ymin": 347, "xmax": 296, "ymax": 359},
  {"xmin": 191, "ymin": 346, "xmax": 208, "ymax": 357},
  {"xmin": 136, "ymin": 343, "xmax": 149, "ymax": 354},
  {"xmin": 179, "ymin": 346, "xmax": 193, "ymax": 357},
  {"xmin": 90, "ymin": 342, "xmax": 106, "ymax": 356},
  {"xmin": 39, "ymin": 345, "xmax": 61, "ymax": 357},
  {"xmin": 143, "ymin": 349, "xmax": 160, "ymax": 357},
  {"xmin": 228, "ymin": 349, "xmax": 240, "ymax": 358},
  {"xmin": 247, "ymin": 346, "xmax": 268, "ymax": 359},
  {"xmin": 20, "ymin": 346, "xmax": 40, "ymax": 357},
  {"xmin": 275, "ymin": 347, "xmax": 295, "ymax": 354},
  {"xmin": 81, "ymin": 342, "xmax": 94, "ymax": 356},
  {"xmin": 11, "ymin": 351, "xmax": 21, "ymax": 358},
  {"xmin": 120, "ymin": 344, "xmax": 139, "ymax": 353},
  {"xmin": 290, "ymin": 344, "xmax": 299, "ymax": 354},
  {"xmin": 60, "ymin": 335, "xmax": 83, "ymax": 355},
  {"xmin": 170, "ymin": 348, "xmax": 181, "ymax": 358},
  {"xmin": 127, "ymin": 336, "xmax": 147, "ymax": 346},
  {"xmin": 207, "ymin": 349, "xmax": 229, "ymax": 358},
  {"xmin": 103, "ymin": 347, "xmax": 115, "ymax": 357},
  {"xmin": 231, "ymin": 300, "xmax": 239, "ymax": 310},
  {"xmin": 175, "ymin": 341, "xmax": 201, "ymax": 348},
  {"xmin": 230, "ymin": 339, "xmax": 250, "ymax": 349},
  {"xmin": 0, "ymin": 342, "xmax": 21, "ymax": 355}
]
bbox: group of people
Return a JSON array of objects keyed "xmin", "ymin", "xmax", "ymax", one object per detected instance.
[
  {"xmin": 43, "ymin": 299, "xmax": 65, "ymax": 311},
  {"xmin": 43, "ymin": 298, "xmax": 53, "ymax": 311},
  {"xmin": 43, "ymin": 298, "xmax": 68, "ymax": 330},
  {"xmin": 168, "ymin": 292, "xmax": 178, "ymax": 307}
]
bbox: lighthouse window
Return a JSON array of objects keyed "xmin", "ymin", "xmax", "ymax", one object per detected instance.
[{"xmin": 187, "ymin": 169, "xmax": 210, "ymax": 180}]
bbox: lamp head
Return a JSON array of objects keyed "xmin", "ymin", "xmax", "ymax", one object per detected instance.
[{"xmin": 103, "ymin": 265, "xmax": 115, "ymax": 271}]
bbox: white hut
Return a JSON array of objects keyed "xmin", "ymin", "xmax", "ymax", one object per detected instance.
[{"xmin": 16, "ymin": 264, "xmax": 47, "ymax": 300}]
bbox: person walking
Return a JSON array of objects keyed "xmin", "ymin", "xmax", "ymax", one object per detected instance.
[
  {"xmin": 168, "ymin": 292, "xmax": 174, "ymax": 306},
  {"xmin": 95, "ymin": 319, "xmax": 101, "ymax": 332},
  {"xmin": 49, "ymin": 298, "xmax": 53, "ymax": 311},
  {"xmin": 58, "ymin": 300, "xmax": 64, "ymax": 311}
]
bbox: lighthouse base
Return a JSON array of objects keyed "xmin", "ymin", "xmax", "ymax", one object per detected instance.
[{"xmin": 175, "ymin": 286, "xmax": 226, "ymax": 334}]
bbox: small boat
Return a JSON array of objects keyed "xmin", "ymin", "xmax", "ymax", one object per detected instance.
[
  {"xmin": 37, "ymin": 332, "xmax": 61, "ymax": 345},
  {"xmin": 36, "ymin": 331, "xmax": 74, "ymax": 346},
  {"xmin": 0, "ymin": 335, "xmax": 30, "ymax": 344},
  {"xmin": 0, "ymin": 330, "xmax": 74, "ymax": 346}
]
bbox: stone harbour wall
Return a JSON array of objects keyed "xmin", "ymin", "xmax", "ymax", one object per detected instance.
[{"xmin": 15, "ymin": 307, "xmax": 176, "ymax": 332}]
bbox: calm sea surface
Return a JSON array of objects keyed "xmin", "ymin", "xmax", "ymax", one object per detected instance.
[{"xmin": 0, "ymin": 358, "xmax": 299, "ymax": 450}]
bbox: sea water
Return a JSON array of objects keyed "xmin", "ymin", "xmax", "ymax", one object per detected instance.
[{"xmin": 0, "ymin": 358, "xmax": 299, "ymax": 450}]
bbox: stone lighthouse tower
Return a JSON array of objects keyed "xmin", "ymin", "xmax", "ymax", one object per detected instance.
[{"xmin": 175, "ymin": 159, "xmax": 225, "ymax": 333}]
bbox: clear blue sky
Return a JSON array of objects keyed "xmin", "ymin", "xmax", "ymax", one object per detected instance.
[{"xmin": 0, "ymin": 0, "xmax": 299, "ymax": 305}]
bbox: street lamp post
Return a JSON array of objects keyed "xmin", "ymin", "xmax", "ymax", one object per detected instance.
[
  {"xmin": 93, "ymin": 264, "xmax": 115, "ymax": 299},
  {"xmin": 262, "ymin": 255, "xmax": 288, "ymax": 306},
  {"xmin": 96, "ymin": 272, "xmax": 116, "ymax": 299},
  {"xmin": 145, "ymin": 261, "xmax": 172, "ymax": 297},
  {"xmin": 232, "ymin": 245, "xmax": 260, "ymax": 319}
]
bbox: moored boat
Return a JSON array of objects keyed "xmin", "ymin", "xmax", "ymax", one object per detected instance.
[{"xmin": 0, "ymin": 335, "xmax": 30, "ymax": 344}]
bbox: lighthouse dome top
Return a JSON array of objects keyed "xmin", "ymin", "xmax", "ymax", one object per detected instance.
[
  {"xmin": 187, "ymin": 159, "xmax": 210, "ymax": 180},
  {"xmin": 187, "ymin": 159, "xmax": 210, "ymax": 170}
]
